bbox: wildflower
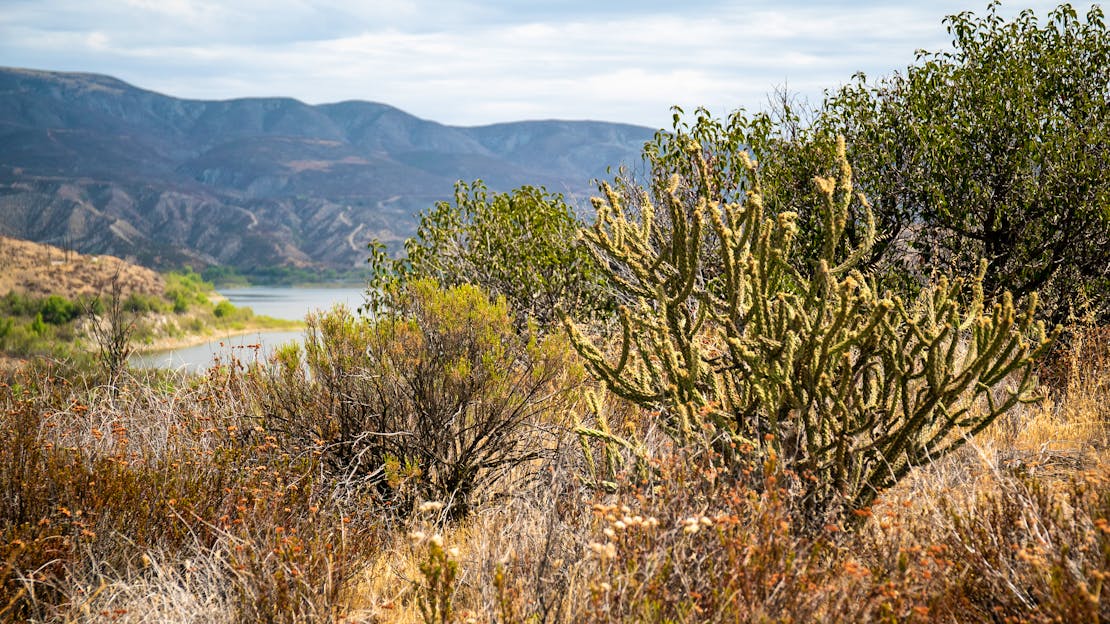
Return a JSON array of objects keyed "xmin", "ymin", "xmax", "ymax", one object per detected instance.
[
  {"xmin": 409, "ymin": 530, "xmax": 427, "ymax": 544},
  {"xmin": 587, "ymin": 541, "xmax": 616, "ymax": 560},
  {"xmin": 682, "ymin": 517, "xmax": 700, "ymax": 534},
  {"xmin": 418, "ymin": 501, "xmax": 445, "ymax": 513}
]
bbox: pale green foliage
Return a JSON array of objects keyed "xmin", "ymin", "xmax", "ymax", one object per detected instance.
[
  {"xmin": 415, "ymin": 534, "xmax": 459, "ymax": 624},
  {"xmin": 367, "ymin": 181, "xmax": 611, "ymax": 330},
  {"xmin": 567, "ymin": 125, "xmax": 1057, "ymax": 522},
  {"xmin": 254, "ymin": 279, "xmax": 582, "ymax": 518}
]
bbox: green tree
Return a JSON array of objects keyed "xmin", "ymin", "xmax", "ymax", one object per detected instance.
[
  {"xmin": 367, "ymin": 181, "xmax": 611, "ymax": 331},
  {"xmin": 821, "ymin": 2, "xmax": 1110, "ymax": 323}
]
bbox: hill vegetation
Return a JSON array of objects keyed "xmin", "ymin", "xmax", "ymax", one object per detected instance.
[
  {"xmin": 1, "ymin": 3, "xmax": 1108, "ymax": 623},
  {"xmin": 0, "ymin": 236, "xmax": 297, "ymax": 367}
]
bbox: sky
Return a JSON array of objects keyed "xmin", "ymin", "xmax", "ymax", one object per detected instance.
[{"xmin": 0, "ymin": 1, "xmax": 1098, "ymax": 129}]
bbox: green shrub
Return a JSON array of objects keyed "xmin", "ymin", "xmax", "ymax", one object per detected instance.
[
  {"xmin": 368, "ymin": 181, "xmax": 612, "ymax": 331},
  {"xmin": 567, "ymin": 127, "xmax": 1056, "ymax": 526},
  {"xmin": 78, "ymin": 294, "xmax": 104, "ymax": 317},
  {"xmin": 29, "ymin": 313, "xmax": 47, "ymax": 337},
  {"xmin": 123, "ymin": 292, "xmax": 164, "ymax": 314},
  {"xmin": 163, "ymin": 267, "xmax": 213, "ymax": 313},
  {"xmin": 0, "ymin": 291, "xmax": 36, "ymax": 317},
  {"xmin": 253, "ymin": 280, "xmax": 582, "ymax": 518},
  {"xmin": 38, "ymin": 294, "xmax": 78, "ymax": 325},
  {"xmin": 213, "ymin": 300, "xmax": 236, "ymax": 318}
]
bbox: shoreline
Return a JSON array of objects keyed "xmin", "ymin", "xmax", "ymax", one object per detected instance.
[{"xmin": 135, "ymin": 323, "xmax": 305, "ymax": 354}]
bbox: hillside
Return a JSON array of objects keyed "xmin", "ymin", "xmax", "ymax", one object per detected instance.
[
  {"xmin": 0, "ymin": 234, "xmax": 163, "ymax": 299},
  {"xmin": 0, "ymin": 67, "xmax": 655, "ymax": 273}
]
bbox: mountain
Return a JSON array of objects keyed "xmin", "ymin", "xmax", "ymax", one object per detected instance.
[{"xmin": 0, "ymin": 67, "xmax": 655, "ymax": 274}]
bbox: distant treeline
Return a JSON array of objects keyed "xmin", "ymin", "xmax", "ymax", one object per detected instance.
[{"xmin": 201, "ymin": 264, "xmax": 371, "ymax": 288}]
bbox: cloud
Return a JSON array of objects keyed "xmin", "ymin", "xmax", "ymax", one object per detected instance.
[{"xmin": 0, "ymin": 1, "xmax": 1097, "ymax": 128}]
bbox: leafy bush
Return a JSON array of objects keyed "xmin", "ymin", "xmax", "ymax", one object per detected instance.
[
  {"xmin": 1, "ymin": 292, "xmax": 83, "ymax": 325},
  {"xmin": 37, "ymin": 295, "xmax": 79, "ymax": 325},
  {"xmin": 212, "ymin": 300, "xmax": 236, "ymax": 318},
  {"xmin": 163, "ymin": 267, "xmax": 213, "ymax": 313},
  {"xmin": 818, "ymin": 3, "xmax": 1110, "ymax": 323},
  {"xmin": 0, "ymin": 291, "xmax": 37, "ymax": 317},
  {"xmin": 252, "ymin": 280, "xmax": 582, "ymax": 518},
  {"xmin": 123, "ymin": 292, "xmax": 165, "ymax": 314},
  {"xmin": 368, "ymin": 181, "xmax": 611, "ymax": 331},
  {"xmin": 567, "ymin": 125, "xmax": 1056, "ymax": 525},
  {"xmin": 29, "ymin": 313, "xmax": 46, "ymax": 337}
]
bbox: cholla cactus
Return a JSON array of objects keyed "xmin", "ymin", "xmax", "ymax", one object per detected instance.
[{"xmin": 567, "ymin": 133, "xmax": 1057, "ymax": 523}]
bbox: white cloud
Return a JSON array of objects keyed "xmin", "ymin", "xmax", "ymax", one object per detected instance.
[{"xmin": 0, "ymin": 1, "xmax": 1099, "ymax": 128}]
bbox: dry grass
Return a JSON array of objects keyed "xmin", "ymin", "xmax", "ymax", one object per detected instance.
[
  {"xmin": 1, "ymin": 323, "xmax": 1107, "ymax": 623},
  {"xmin": 0, "ymin": 236, "xmax": 163, "ymax": 300}
]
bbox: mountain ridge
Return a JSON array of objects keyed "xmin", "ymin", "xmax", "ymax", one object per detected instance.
[{"xmin": 0, "ymin": 66, "xmax": 655, "ymax": 273}]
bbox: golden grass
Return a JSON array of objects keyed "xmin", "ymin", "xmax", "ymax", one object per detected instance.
[
  {"xmin": 0, "ymin": 235, "xmax": 163, "ymax": 300},
  {"xmin": 1, "ymin": 325, "xmax": 1107, "ymax": 623}
]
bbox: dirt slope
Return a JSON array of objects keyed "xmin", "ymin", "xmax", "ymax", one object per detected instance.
[{"xmin": 0, "ymin": 235, "xmax": 163, "ymax": 299}]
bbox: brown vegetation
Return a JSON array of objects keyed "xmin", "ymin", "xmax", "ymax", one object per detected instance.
[
  {"xmin": 0, "ymin": 235, "xmax": 163, "ymax": 300},
  {"xmin": 0, "ymin": 310, "xmax": 1105, "ymax": 623}
]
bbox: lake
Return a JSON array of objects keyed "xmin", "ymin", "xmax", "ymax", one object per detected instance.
[{"xmin": 130, "ymin": 286, "xmax": 367, "ymax": 372}]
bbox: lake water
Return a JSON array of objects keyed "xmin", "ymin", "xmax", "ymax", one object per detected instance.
[
  {"xmin": 130, "ymin": 286, "xmax": 367, "ymax": 372},
  {"xmin": 217, "ymin": 287, "xmax": 368, "ymax": 321}
]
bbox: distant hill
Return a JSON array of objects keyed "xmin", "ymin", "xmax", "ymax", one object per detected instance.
[
  {"xmin": 0, "ymin": 67, "xmax": 655, "ymax": 274},
  {"xmin": 0, "ymin": 235, "xmax": 163, "ymax": 300}
]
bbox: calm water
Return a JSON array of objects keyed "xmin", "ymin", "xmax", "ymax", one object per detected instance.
[
  {"xmin": 130, "ymin": 286, "xmax": 367, "ymax": 372},
  {"xmin": 217, "ymin": 286, "xmax": 367, "ymax": 321}
]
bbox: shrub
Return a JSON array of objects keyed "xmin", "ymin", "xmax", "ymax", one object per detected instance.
[
  {"xmin": 163, "ymin": 267, "xmax": 213, "ymax": 313},
  {"xmin": 38, "ymin": 295, "xmax": 78, "ymax": 325},
  {"xmin": 213, "ymin": 300, "xmax": 236, "ymax": 318},
  {"xmin": 368, "ymin": 181, "xmax": 612, "ymax": 331},
  {"xmin": 567, "ymin": 125, "xmax": 1056, "ymax": 526},
  {"xmin": 85, "ymin": 274, "xmax": 137, "ymax": 390},
  {"xmin": 935, "ymin": 469, "xmax": 1110, "ymax": 622},
  {"xmin": 123, "ymin": 292, "xmax": 164, "ymax": 314},
  {"xmin": 253, "ymin": 280, "xmax": 582, "ymax": 518},
  {"xmin": 29, "ymin": 313, "xmax": 46, "ymax": 337},
  {"xmin": 0, "ymin": 291, "xmax": 36, "ymax": 317}
]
